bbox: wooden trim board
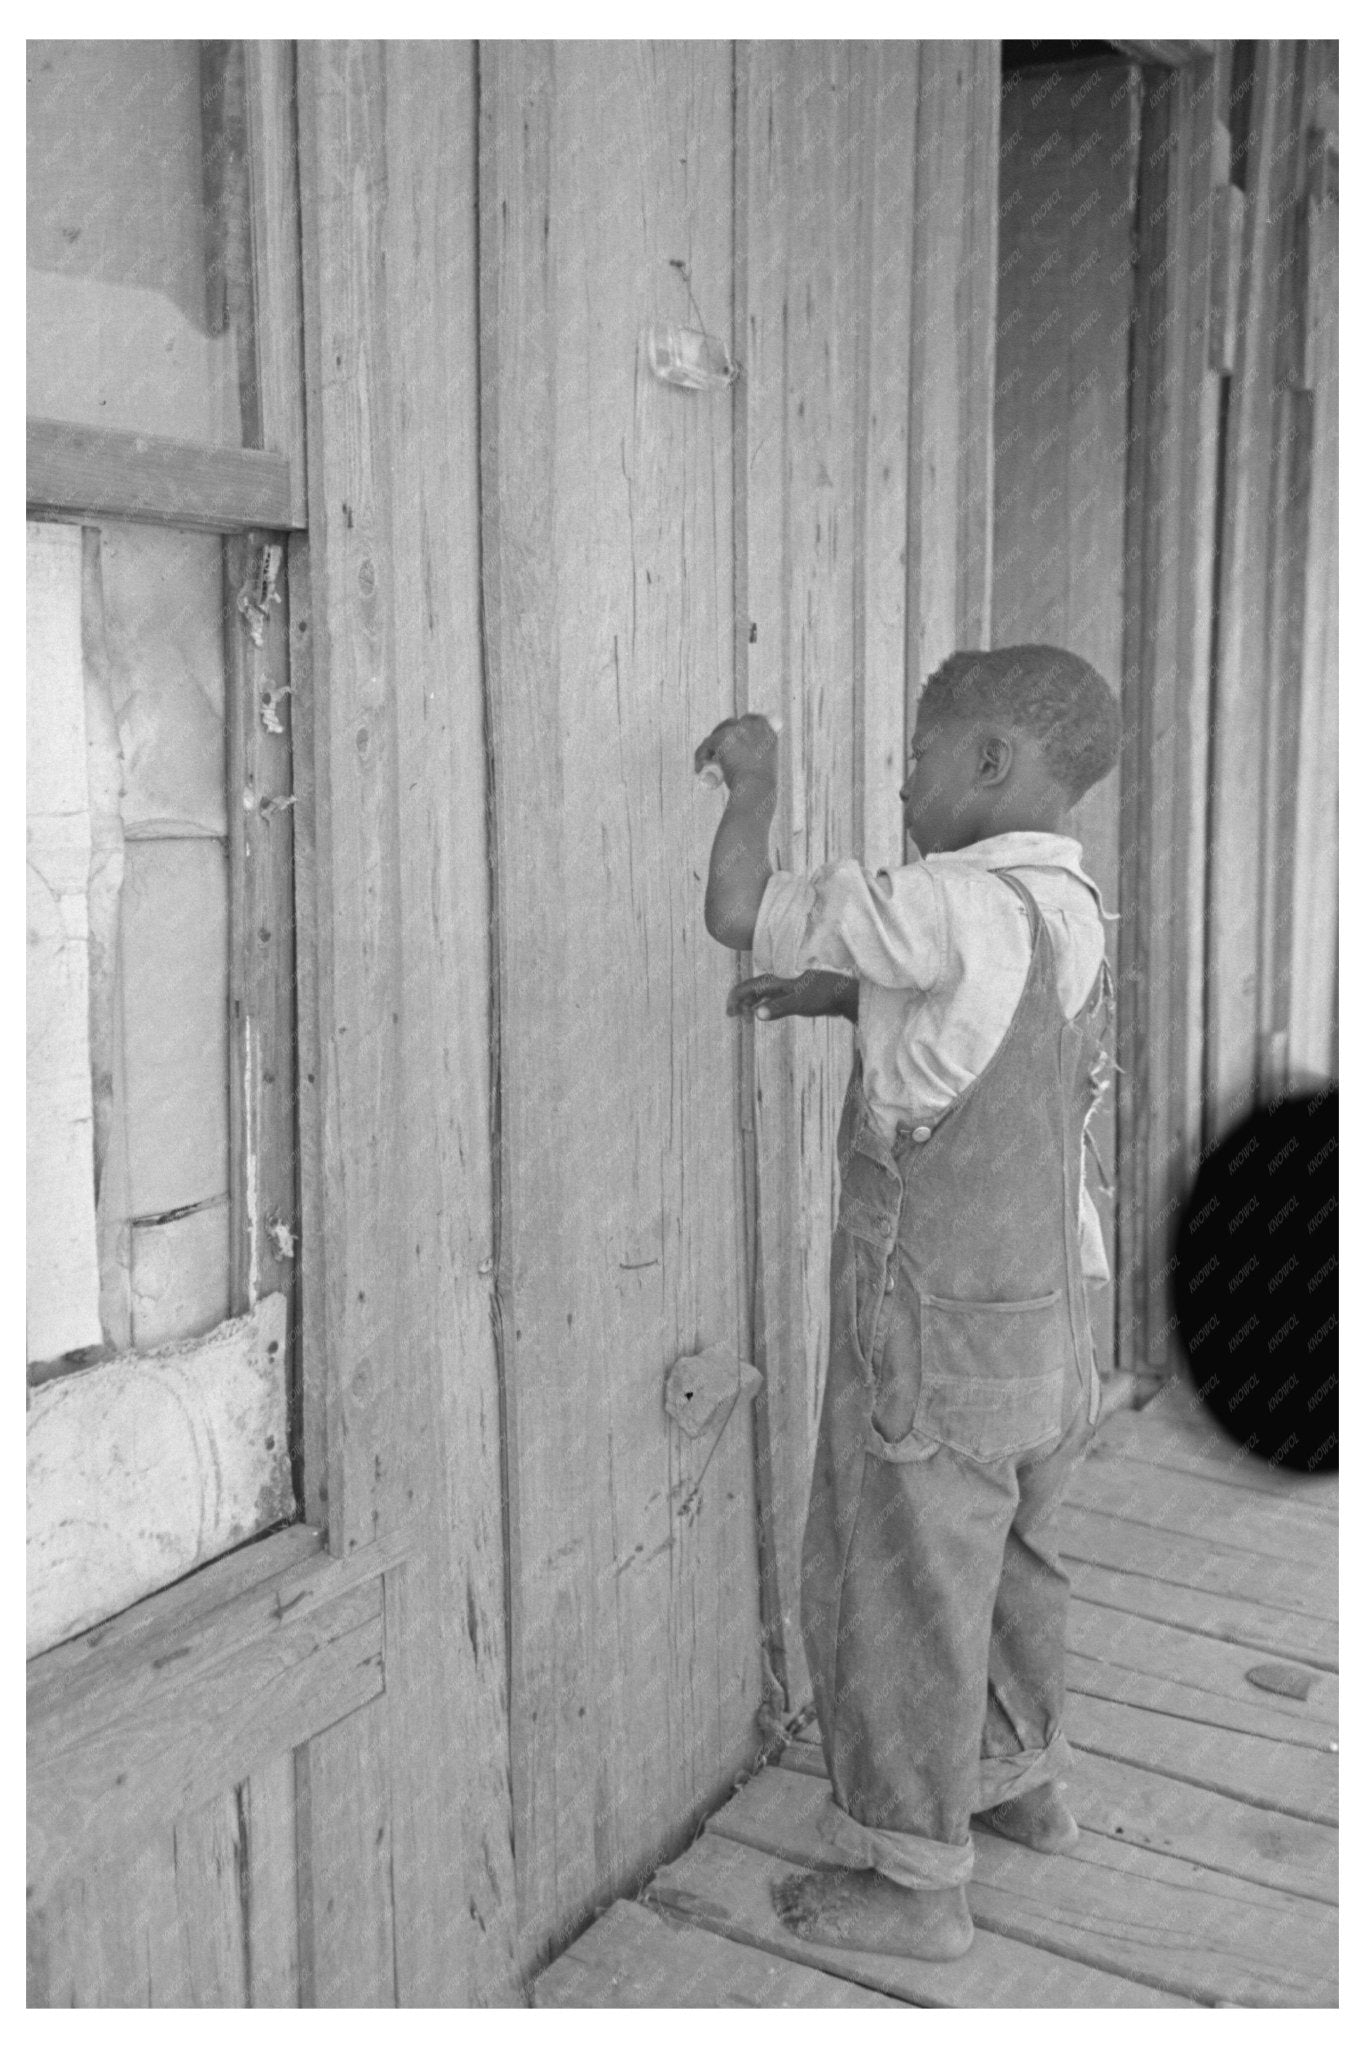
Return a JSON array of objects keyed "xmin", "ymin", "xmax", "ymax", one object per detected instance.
[
  {"xmin": 27, "ymin": 419, "xmax": 301, "ymax": 533},
  {"xmin": 225, "ymin": 535, "xmax": 300, "ymax": 1340},
  {"xmin": 29, "ymin": 1571, "xmax": 385, "ymax": 1899}
]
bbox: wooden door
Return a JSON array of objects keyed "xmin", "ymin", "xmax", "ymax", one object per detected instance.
[
  {"xmin": 28, "ymin": 41, "xmax": 521, "ymax": 2008},
  {"xmin": 481, "ymin": 41, "xmax": 1001, "ymax": 1967},
  {"xmin": 479, "ymin": 43, "xmax": 765, "ymax": 1969},
  {"xmin": 991, "ymin": 54, "xmax": 1142, "ymax": 1376}
]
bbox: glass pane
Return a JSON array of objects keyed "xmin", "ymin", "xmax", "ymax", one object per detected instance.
[{"xmin": 27, "ymin": 41, "xmax": 254, "ymax": 447}]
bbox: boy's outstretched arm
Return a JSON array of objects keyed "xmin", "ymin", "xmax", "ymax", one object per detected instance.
[{"xmin": 695, "ymin": 715, "xmax": 780, "ymax": 950}]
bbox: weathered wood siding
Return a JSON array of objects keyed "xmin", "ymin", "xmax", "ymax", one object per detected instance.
[
  {"xmin": 1206, "ymin": 41, "xmax": 1339, "ymax": 1135},
  {"xmin": 294, "ymin": 40, "xmax": 517, "ymax": 2002},
  {"xmin": 481, "ymin": 41, "xmax": 999, "ymax": 1965},
  {"xmin": 1114, "ymin": 42, "xmax": 1337, "ymax": 1373},
  {"xmin": 992, "ymin": 56, "xmax": 1140, "ymax": 1371},
  {"xmin": 479, "ymin": 41, "xmax": 762, "ymax": 1969}
]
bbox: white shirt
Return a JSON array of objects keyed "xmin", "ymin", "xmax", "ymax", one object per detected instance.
[{"xmin": 751, "ymin": 831, "xmax": 1118, "ymax": 1281}]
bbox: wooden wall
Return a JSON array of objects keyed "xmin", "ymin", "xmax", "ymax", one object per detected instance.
[
  {"xmin": 31, "ymin": 42, "xmax": 522, "ymax": 2008},
  {"xmin": 1207, "ymin": 40, "xmax": 1339, "ymax": 1121},
  {"xmin": 294, "ymin": 40, "xmax": 517, "ymax": 2001},
  {"xmin": 29, "ymin": 37, "xmax": 1004, "ymax": 2002},
  {"xmin": 480, "ymin": 41, "xmax": 764, "ymax": 1969},
  {"xmin": 1116, "ymin": 42, "xmax": 1338, "ymax": 1374},
  {"xmin": 480, "ymin": 41, "xmax": 1000, "ymax": 1968},
  {"xmin": 992, "ymin": 56, "xmax": 1141, "ymax": 1365}
]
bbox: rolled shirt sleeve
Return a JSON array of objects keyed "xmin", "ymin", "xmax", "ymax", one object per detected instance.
[
  {"xmin": 751, "ymin": 870, "xmax": 819, "ymax": 979},
  {"xmin": 756, "ymin": 857, "xmax": 945, "ymax": 990}
]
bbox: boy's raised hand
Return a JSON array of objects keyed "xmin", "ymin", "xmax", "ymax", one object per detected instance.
[
  {"xmin": 727, "ymin": 971, "xmax": 858, "ymax": 1022},
  {"xmin": 693, "ymin": 713, "xmax": 782, "ymax": 790}
]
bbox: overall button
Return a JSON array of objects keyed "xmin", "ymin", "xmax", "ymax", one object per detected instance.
[{"xmin": 911, "ymin": 1124, "xmax": 933, "ymax": 1144}]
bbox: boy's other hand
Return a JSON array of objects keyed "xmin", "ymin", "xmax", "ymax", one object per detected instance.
[
  {"xmin": 726, "ymin": 971, "xmax": 858, "ymax": 1022},
  {"xmin": 694, "ymin": 713, "xmax": 781, "ymax": 790}
]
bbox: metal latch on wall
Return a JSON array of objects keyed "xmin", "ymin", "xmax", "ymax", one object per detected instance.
[{"xmin": 664, "ymin": 1345, "xmax": 762, "ymax": 1439}]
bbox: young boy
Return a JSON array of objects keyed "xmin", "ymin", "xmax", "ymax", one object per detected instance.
[{"xmin": 694, "ymin": 644, "xmax": 1121, "ymax": 1962}]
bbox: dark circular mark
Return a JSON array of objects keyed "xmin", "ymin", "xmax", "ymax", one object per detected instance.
[{"xmin": 1171, "ymin": 1087, "xmax": 1337, "ymax": 1473}]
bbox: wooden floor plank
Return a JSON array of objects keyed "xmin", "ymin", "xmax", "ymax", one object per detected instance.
[
  {"xmin": 781, "ymin": 1733, "xmax": 1336, "ymax": 1907},
  {"xmin": 1070, "ymin": 1451, "xmax": 1336, "ymax": 1566},
  {"xmin": 709, "ymin": 1765, "xmax": 1335, "ymax": 2006},
  {"xmin": 646, "ymin": 1829, "xmax": 1193, "ymax": 2007},
  {"xmin": 1067, "ymin": 1690, "xmax": 1337, "ymax": 1826},
  {"xmin": 533, "ymin": 1898, "xmax": 901, "ymax": 2007},
  {"xmin": 1065, "ymin": 1748, "xmax": 1337, "ymax": 1908},
  {"xmin": 1065, "ymin": 1558, "xmax": 1337, "ymax": 1670},
  {"xmin": 1068, "ymin": 1597, "xmax": 1338, "ymax": 1731},
  {"xmin": 1056, "ymin": 1504, "xmax": 1336, "ymax": 1620},
  {"xmin": 1097, "ymin": 1407, "xmax": 1339, "ymax": 1513},
  {"xmin": 1068, "ymin": 1648, "xmax": 1337, "ymax": 1752}
]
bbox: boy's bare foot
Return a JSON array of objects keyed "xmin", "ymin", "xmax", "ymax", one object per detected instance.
[
  {"xmin": 978, "ymin": 1779, "xmax": 1079, "ymax": 1852},
  {"xmin": 771, "ymin": 1868, "xmax": 974, "ymax": 1960}
]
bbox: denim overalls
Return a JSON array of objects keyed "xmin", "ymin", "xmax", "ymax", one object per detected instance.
[{"xmin": 800, "ymin": 869, "xmax": 1109, "ymax": 1890}]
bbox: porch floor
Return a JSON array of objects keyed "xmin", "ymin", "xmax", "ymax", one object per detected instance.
[{"xmin": 534, "ymin": 1379, "xmax": 1338, "ymax": 2008}]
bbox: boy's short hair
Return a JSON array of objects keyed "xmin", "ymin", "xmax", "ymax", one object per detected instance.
[{"xmin": 918, "ymin": 645, "xmax": 1121, "ymax": 805}]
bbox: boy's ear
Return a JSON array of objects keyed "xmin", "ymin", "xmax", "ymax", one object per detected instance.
[{"xmin": 977, "ymin": 733, "xmax": 1012, "ymax": 785}]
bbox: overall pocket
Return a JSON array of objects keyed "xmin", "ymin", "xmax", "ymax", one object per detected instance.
[{"xmin": 913, "ymin": 1287, "xmax": 1070, "ymax": 1462}]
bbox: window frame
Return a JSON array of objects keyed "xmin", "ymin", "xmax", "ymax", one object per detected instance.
[{"xmin": 25, "ymin": 39, "xmax": 321, "ymax": 1609}]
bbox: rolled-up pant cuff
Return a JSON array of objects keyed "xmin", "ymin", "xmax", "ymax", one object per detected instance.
[
  {"xmin": 816, "ymin": 1793, "xmax": 975, "ymax": 1890},
  {"xmin": 974, "ymin": 1727, "xmax": 1074, "ymax": 1811}
]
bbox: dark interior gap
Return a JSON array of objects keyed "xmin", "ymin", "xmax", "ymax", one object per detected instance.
[{"xmin": 1001, "ymin": 41, "xmax": 1123, "ymax": 75}]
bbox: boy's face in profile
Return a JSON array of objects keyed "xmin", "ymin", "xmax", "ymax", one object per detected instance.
[
  {"xmin": 901, "ymin": 711, "xmax": 1066, "ymax": 854},
  {"xmin": 899, "ymin": 716, "xmax": 983, "ymax": 855}
]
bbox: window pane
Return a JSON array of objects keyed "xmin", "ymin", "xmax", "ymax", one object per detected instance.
[{"xmin": 27, "ymin": 41, "xmax": 254, "ymax": 447}]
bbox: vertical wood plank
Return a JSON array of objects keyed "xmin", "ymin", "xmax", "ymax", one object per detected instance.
[
  {"xmin": 171, "ymin": 1792, "xmax": 251, "ymax": 2006},
  {"xmin": 992, "ymin": 57, "xmax": 1140, "ymax": 1373},
  {"xmin": 242, "ymin": 1753, "xmax": 301, "ymax": 2006},
  {"xmin": 1205, "ymin": 41, "xmax": 1295, "ymax": 1141},
  {"xmin": 1113, "ymin": 54, "xmax": 1227, "ymax": 1374},
  {"xmin": 856, "ymin": 49, "xmax": 918, "ymax": 871},
  {"xmin": 380, "ymin": 42, "xmax": 519, "ymax": 2004},
  {"xmin": 1164, "ymin": 54, "xmax": 1231, "ymax": 1346},
  {"xmin": 1287, "ymin": 113, "xmax": 1338, "ymax": 1080},
  {"xmin": 287, "ymin": 531, "xmax": 328, "ymax": 1525},
  {"xmin": 245, "ymin": 41, "xmax": 307, "ymax": 519},
  {"xmin": 739, "ymin": 42, "xmax": 924, "ymax": 1721},
  {"xmin": 29, "ymin": 1803, "xmax": 253, "ymax": 2008},
  {"xmin": 296, "ymin": 39, "xmax": 519, "ymax": 2005},
  {"xmin": 481, "ymin": 39, "xmax": 760, "ymax": 1969},
  {"xmin": 1258, "ymin": 382, "xmax": 1315, "ymax": 1094},
  {"xmin": 907, "ymin": 42, "xmax": 1000, "ymax": 694},
  {"xmin": 226, "ymin": 530, "xmax": 299, "ymax": 1330},
  {"xmin": 741, "ymin": 40, "xmax": 853, "ymax": 1726},
  {"xmin": 956, "ymin": 45, "xmax": 1000, "ymax": 649},
  {"xmin": 296, "ymin": 1697, "xmax": 394, "ymax": 2007},
  {"xmin": 297, "ymin": 40, "xmax": 403, "ymax": 1560}
]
